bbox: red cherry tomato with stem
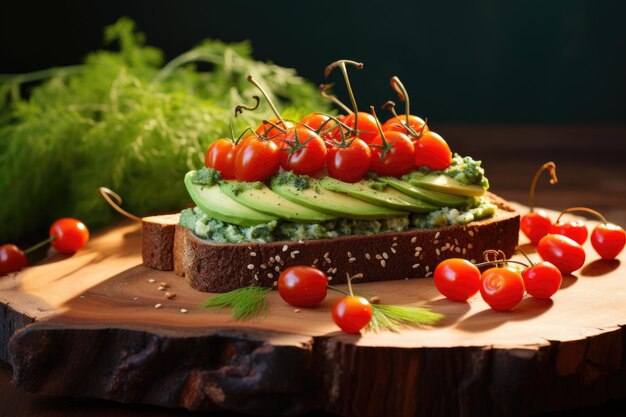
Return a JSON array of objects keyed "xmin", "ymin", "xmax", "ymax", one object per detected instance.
[
  {"xmin": 384, "ymin": 77, "xmax": 428, "ymax": 137},
  {"xmin": 279, "ymin": 127, "xmax": 327, "ymax": 176},
  {"xmin": 382, "ymin": 114, "xmax": 428, "ymax": 136},
  {"xmin": 549, "ymin": 219, "xmax": 588, "ymax": 245},
  {"xmin": 433, "ymin": 258, "xmax": 481, "ymax": 302},
  {"xmin": 256, "ymin": 118, "xmax": 294, "ymax": 144},
  {"xmin": 332, "ymin": 295, "xmax": 373, "ymax": 334},
  {"xmin": 327, "ymin": 138, "xmax": 371, "ymax": 183},
  {"xmin": 339, "ymin": 112, "xmax": 379, "ymax": 144},
  {"xmin": 205, "ymin": 138, "xmax": 237, "ymax": 179},
  {"xmin": 0, "ymin": 244, "xmax": 28, "ymax": 276},
  {"xmin": 300, "ymin": 113, "xmax": 340, "ymax": 141},
  {"xmin": 553, "ymin": 207, "xmax": 625, "ymax": 260},
  {"xmin": 330, "ymin": 269, "xmax": 373, "ymax": 333},
  {"xmin": 50, "ymin": 218, "xmax": 90, "ymax": 254},
  {"xmin": 537, "ymin": 234, "xmax": 586, "ymax": 275},
  {"xmin": 480, "ymin": 267, "xmax": 525, "ymax": 311},
  {"xmin": 413, "ymin": 131, "xmax": 452, "ymax": 170},
  {"xmin": 278, "ymin": 266, "xmax": 328, "ymax": 307},
  {"xmin": 521, "ymin": 261, "xmax": 562, "ymax": 299},
  {"xmin": 369, "ymin": 130, "xmax": 415, "ymax": 177},
  {"xmin": 520, "ymin": 162, "xmax": 558, "ymax": 245},
  {"xmin": 325, "ymin": 60, "xmax": 378, "ymax": 144},
  {"xmin": 234, "ymin": 136, "xmax": 280, "ymax": 181},
  {"xmin": 521, "ymin": 210, "xmax": 553, "ymax": 245},
  {"xmin": 591, "ymin": 223, "xmax": 626, "ymax": 260}
]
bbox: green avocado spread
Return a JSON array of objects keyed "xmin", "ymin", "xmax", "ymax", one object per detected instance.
[
  {"xmin": 180, "ymin": 156, "xmax": 496, "ymax": 244},
  {"xmin": 404, "ymin": 153, "xmax": 490, "ymax": 189}
]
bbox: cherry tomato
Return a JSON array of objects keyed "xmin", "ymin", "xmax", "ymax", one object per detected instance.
[
  {"xmin": 278, "ymin": 266, "xmax": 328, "ymax": 307},
  {"xmin": 382, "ymin": 114, "xmax": 428, "ymax": 136},
  {"xmin": 339, "ymin": 112, "xmax": 379, "ymax": 144},
  {"xmin": 0, "ymin": 244, "xmax": 28, "ymax": 276},
  {"xmin": 332, "ymin": 295, "xmax": 373, "ymax": 333},
  {"xmin": 590, "ymin": 223, "xmax": 626, "ymax": 260},
  {"xmin": 327, "ymin": 138, "xmax": 371, "ymax": 183},
  {"xmin": 520, "ymin": 210, "xmax": 552, "ymax": 245},
  {"xmin": 256, "ymin": 118, "xmax": 294, "ymax": 144},
  {"xmin": 537, "ymin": 234, "xmax": 586, "ymax": 275},
  {"xmin": 300, "ymin": 113, "xmax": 338, "ymax": 141},
  {"xmin": 369, "ymin": 131, "xmax": 415, "ymax": 177},
  {"xmin": 549, "ymin": 220, "xmax": 588, "ymax": 245},
  {"xmin": 204, "ymin": 138, "xmax": 237, "ymax": 179},
  {"xmin": 413, "ymin": 131, "xmax": 452, "ymax": 170},
  {"xmin": 50, "ymin": 218, "xmax": 90, "ymax": 254},
  {"xmin": 521, "ymin": 261, "xmax": 562, "ymax": 299},
  {"xmin": 433, "ymin": 258, "xmax": 481, "ymax": 301},
  {"xmin": 480, "ymin": 267, "xmax": 525, "ymax": 311},
  {"xmin": 279, "ymin": 127, "xmax": 327, "ymax": 176},
  {"xmin": 234, "ymin": 136, "xmax": 280, "ymax": 181}
]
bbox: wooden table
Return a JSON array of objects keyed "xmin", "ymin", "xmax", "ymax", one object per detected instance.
[{"xmin": 2, "ymin": 125, "xmax": 626, "ymax": 416}]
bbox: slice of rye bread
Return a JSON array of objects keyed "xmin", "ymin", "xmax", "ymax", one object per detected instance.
[{"xmin": 142, "ymin": 193, "xmax": 520, "ymax": 293}]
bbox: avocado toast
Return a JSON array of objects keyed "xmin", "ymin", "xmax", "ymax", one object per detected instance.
[{"xmin": 142, "ymin": 155, "xmax": 520, "ymax": 292}]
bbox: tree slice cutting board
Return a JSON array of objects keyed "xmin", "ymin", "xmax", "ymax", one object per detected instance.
[{"xmin": 1, "ymin": 204, "xmax": 626, "ymax": 417}]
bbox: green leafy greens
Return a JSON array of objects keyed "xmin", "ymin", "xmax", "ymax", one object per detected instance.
[{"xmin": 0, "ymin": 18, "xmax": 328, "ymax": 242}]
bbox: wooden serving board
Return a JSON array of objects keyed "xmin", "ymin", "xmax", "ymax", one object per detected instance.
[{"xmin": 1, "ymin": 204, "xmax": 626, "ymax": 417}]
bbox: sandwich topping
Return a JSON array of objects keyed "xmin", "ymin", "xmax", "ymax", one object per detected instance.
[
  {"xmin": 180, "ymin": 154, "xmax": 495, "ymax": 244},
  {"xmin": 178, "ymin": 61, "xmax": 497, "ymax": 244}
]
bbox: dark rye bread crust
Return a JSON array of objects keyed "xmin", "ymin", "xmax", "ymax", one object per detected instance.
[
  {"xmin": 141, "ymin": 214, "xmax": 180, "ymax": 270},
  {"xmin": 143, "ymin": 193, "xmax": 520, "ymax": 293}
]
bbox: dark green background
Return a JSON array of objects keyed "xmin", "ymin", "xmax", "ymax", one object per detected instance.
[{"xmin": 1, "ymin": 0, "xmax": 625, "ymax": 123}]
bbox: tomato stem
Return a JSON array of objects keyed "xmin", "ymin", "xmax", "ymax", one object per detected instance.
[
  {"xmin": 390, "ymin": 76, "xmax": 421, "ymax": 136},
  {"xmin": 99, "ymin": 187, "xmax": 142, "ymax": 222},
  {"xmin": 23, "ymin": 236, "xmax": 55, "ymax": 255},
  {"xmin": 233, "ymin": 95, "xmax": 260, "ymax": 118},
  {"xmin": 246, "ymin": 75, "xmax": 286, "ymax": 127},
  {"xmin": 370, "ymin": 106, "xmax": 397, "ymax": 161},
  {"xmin": 235, "ymin": 127, "xmax": 254, "ymax": 144},
  {"xmin": 281, "ymin": 126, "xmax": 316, "ymax": 160},
  {"xmin": 382, "ymin": 100, "xmax": 420, "ymax": 138},
  {"xmin": 260, "ymin": 119, "xmax": 287, "ymax": 139},
  {"xmin": 325, "ymin": 60, "xmax": 363, "ymax": 137},
  {"xmin": 528, "ymin": 162, "xmax": 558, "ymax": 212},
  {"xmin": 516, "ymin": 247, "xmax": 535, "ymax": 267},
  {"xmin": 480, "ymin": 249, "xmax": 529, "ymax": 269},
  {"xmin": 346, "ymin": 272, "xmax": 355, "ymax": 296},
  {"xmin": 555, "ymin": 207, "xmax": 609, "ymax": 225},
  {"xmin": 340, "ymin": 272, "xmax": 363, "ymax": 297},
  {"xmin": 316, "ymin": 113, "xmax": 355, "ymax": 147},
  {"xmin": 483, "ymin": 249, "xmax": 509, "ymax": 268},
  {"xmin": 319, "ymin": 84, "xmax": 353, "ymax": 115},
  {"xmin": 474, "ymin": 259, "xmax": 530, "ymax": 269},
  {"xmin": 229, "ymin": 123, "xmax": 236, "ymax": 142}
]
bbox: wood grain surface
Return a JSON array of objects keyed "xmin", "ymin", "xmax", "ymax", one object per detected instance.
[
  {"xmin": 2, "ymin": 202, "xmax": 626, "ymax": 416},
  {"xmin": 2, "ymin": 125, "xmax": 626, "ymax": 417}
]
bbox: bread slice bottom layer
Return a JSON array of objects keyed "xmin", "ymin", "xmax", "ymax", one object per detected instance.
[{"xmin": 142, "ymin": 193, "xmax": 520, "ymax": 293}]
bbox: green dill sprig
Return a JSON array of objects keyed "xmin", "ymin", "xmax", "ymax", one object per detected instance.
[
  {"xmin": 0, "ymin": 17, "xmax": 328, "ymax": 243},
  {"xmin": 368, "ymin": 304, "xmax": 443, "ymax": 333},
  {"xmin": 199, "ymin": 286, "xmax": 271, "ymax": 321}
]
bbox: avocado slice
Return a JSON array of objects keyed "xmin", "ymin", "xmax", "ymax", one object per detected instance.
[
  {"xmin": 318, "ymin": 177, "xmax": 437, "ymax": 213},
  {"xmin": 403, "ymin": 173, "xmax": 485, "ymax": 197},
  {"xmin": 220, "ymin": 180, "xmax": 336, "ymax": 223},
  {"xmin": 184, "ymin": 171, "xmax": 277, "ymax": 226},
  {"xmin": 379, "ymin": 177, "xmax": 470, "ymax": 207},
  {"xmin": 271, "ymin": 177, "xmax": 407, "ymax": 219}
]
